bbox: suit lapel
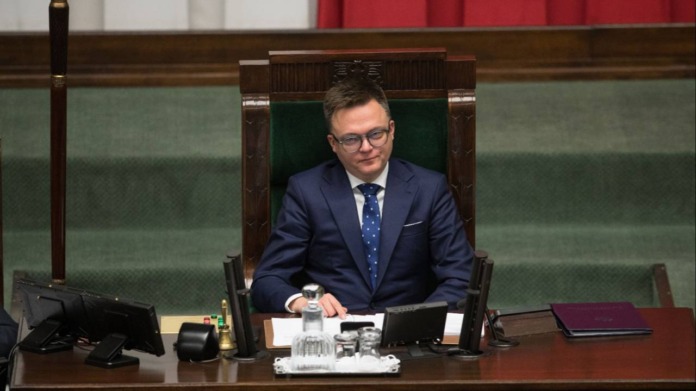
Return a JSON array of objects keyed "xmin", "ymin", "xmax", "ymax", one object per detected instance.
[
  {"xmin": 376, "ymin": 160, "xmax": 416, "ymax": 290},
  {"xmin": 320, "ymin": 161, "xmax": 373, "ymax": 289}
]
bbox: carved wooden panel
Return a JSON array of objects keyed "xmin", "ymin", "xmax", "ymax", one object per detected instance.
[
  {"xmin": 268, "ymin": 49, "xmax": 449, "ymax": 100},
  {"xmin": 241, "ymin": 93, "xmax": 271, "ymax": 279},
  {"xmin": 448, "ymin": 90, "xmax": 476, "ymax": 247},
  {"xmin": 332, "ymin": 60, "xmax": 383, "ymax": 85}
]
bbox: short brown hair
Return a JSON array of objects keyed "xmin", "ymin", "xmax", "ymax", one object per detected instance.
[{"xmin": 323, "ymin": 77, "xmax": 391, "ymax": 132}]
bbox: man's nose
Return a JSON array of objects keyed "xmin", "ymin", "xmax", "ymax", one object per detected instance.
[{"xmin": 358, "ymin": 135, "xmax": 372, "ymax": 151}]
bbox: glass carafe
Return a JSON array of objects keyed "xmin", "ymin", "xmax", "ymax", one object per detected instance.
[{"xmin": 290, "ymin": 284, "xmax": 336, "ymax": 371}]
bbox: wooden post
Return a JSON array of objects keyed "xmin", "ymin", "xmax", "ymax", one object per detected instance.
[{"xmin": 49, "ymin": 0, "xmax": 69, "ymax": 284}]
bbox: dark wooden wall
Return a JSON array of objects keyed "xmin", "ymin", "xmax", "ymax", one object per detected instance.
[{"xmin": 1, "ymin": 25, "xmax": 694, "ymax": 87}]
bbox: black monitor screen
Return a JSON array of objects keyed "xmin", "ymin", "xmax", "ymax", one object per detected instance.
[
  {"xmin": 81, "ymin": 292, "xmax": 165, "ymax": 367},
  {"xmin": 16, "ymin": 279, "xmax": 91, "ymax": 353},
  {"xmin": 16, "ymin": 278, "xmax": 165, "ymax": 368},
  {"xmin": 381, "ymin": 301, "xmax": 448, "ymax": 347}
]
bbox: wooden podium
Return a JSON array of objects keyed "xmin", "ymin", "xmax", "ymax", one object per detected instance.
[{"xmin": 9, "ymin": 308, "xmax": 696, "ymax": 390}]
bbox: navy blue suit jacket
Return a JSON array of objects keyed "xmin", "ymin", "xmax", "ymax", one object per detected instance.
[{"xmin": 250, "ymin": 158, "xmax": 474, "ymax": 313}]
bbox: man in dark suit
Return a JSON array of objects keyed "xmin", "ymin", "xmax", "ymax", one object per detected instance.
[{"xmin": 251, "ymin": 77, "xmax": 474, "ymax": 317}]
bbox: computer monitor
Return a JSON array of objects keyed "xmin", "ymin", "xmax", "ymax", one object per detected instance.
[
  {"xmin": 16, "ymin": 278, "xmax": 91, "ymax": 353},
  {"xmin": 81, "ymin": 291, "xmax": 166, "ymax": 368},
  {"xmin": 16, "ymin": 278, "xmax": 166, "ymax": 368},
  {"xmin": 380, "ymin": 301, "xmax": 449, "ymax": 358}
]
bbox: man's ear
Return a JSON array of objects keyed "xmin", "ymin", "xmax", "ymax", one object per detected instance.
[{"xmin": 327, "ymin": 134, "xmax": 338, "ymax": 153}]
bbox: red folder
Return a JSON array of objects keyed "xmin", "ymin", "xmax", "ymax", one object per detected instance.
[{"xmin": 550, "ymin": 302, "xmax": 653, "ymax": 338}]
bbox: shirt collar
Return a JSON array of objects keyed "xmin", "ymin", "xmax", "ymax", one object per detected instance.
[{"xmin": 347, "ymin": 162, "xmax": 389, "ymax": 190}]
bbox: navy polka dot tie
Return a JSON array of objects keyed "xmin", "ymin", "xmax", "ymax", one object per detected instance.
[{"xmin": 358, "ymin": 183, "xmax": 381, "ymax": 290}]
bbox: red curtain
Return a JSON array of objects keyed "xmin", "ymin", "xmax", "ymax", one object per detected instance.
[
  {"xmin": 343, "ymin": 0, "xmax": 428, "ymax": 28},
  {"xmin": 317, "ymin": 0, "xmax": 428, "ymax": 28},
  {"xmin": 585, "ymin": 0, "xmax": 672, "ymax": 24},
  {"xmin": 672, "ymin": 0, "xmax": 696, "ymax": 22},
  {"xmin": 317, "ymin": 0, "xmax": 695, "ymax": 28},
  {"xmin": 463, "ymin": 0, "xmax": 547, "ymax": 27},
  {"xmin": 428, "ymin": 0, "xmax": 463, "ymax": 27},
  {"xmin": 547, "ymin": 0, "xmax": 586, "ymax": 25}
]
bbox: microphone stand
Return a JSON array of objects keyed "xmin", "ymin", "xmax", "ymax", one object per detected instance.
[
  {"xmin": 448, "ymin": 252, "xmax": 518, "ymax": 359},
  {"xmin": 484, "ymin": 309, "xmax": 519, "ymax": 348}
]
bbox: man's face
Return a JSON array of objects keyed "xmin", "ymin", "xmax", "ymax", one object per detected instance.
[{"xmin": 327, "ymin": 99, "xmax": 395, "ymax": 183}]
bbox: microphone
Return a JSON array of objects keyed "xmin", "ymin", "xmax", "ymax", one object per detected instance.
[{"xmin": 449, "ymin": 252, "xmax": 518, "ymax": 359}]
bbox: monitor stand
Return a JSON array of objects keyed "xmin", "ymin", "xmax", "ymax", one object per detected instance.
[
  {"xmin": 18, "ymin": 319, "xmax": 73, "ymax": 353},
  {"xmin": 223, "ymin": 349, "xmax": 270, "ymax": 362},
  {"xmin": 85, "ymin": 333, "xmax": 139, "ymax": 368},
  {"xmin": 448, "ymin": 310, "xmax": 520, "ymax": 359},
  {"xmin": 392, "ymin": 341, "xmax": 442, "ymax": 361}
]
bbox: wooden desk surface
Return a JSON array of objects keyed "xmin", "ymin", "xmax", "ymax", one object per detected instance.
[{"xmin": 10, "ymin": 308, "xmax": 696, "ymax": 391}]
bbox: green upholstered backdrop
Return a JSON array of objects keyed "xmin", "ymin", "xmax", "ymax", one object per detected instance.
[
  {"xmin": 488, "ymin": 263, "xmax": 663, "ymax": 308},
  {"xmin": 2, "ymin": 80, "xmax": 693, "ymax": 315}
]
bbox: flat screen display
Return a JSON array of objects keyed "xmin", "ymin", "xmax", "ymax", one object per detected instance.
[{"xmin": 380, "ymin": 301, "xmax": 448, "ymax": 347}]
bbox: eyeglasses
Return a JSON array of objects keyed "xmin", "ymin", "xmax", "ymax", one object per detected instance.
[{"xmin": 331, "ymin": 128, "xmax": 390, "ymax": 154}]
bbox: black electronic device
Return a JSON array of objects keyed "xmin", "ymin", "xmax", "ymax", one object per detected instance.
[
  {"xmin": 16, "ymin": 278, "xmax": 166, "ymax": 368},
  {"xmin": 175, "ymin": 322, "xmax": 220, "ymax": 362},
  {"xmin": 449, "ymin": 251, "xmax": 518, "ymax": 359},
  {"xmin": 81, "ymin": 291, "xmax": 166, "ymax": 368},
  {"xmin": 380, "ymin": 301, "xmax": 448, "ymax": 357},
  {"xmin": 15, "ymin": 278, "xmax": 91, "ymax": 353},
  {"xmin": 223, "ymin": 252, "xmax": 268, "ymax": 361}
]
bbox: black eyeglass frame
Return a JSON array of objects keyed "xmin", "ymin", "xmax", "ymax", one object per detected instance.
[{"xmin": 330, "ymin": 127, "xmax": 391, "ymax": 154}]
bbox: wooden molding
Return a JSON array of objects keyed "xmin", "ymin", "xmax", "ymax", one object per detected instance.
[{"xmin": 1, "ymin": 25, "xmax": 694, "ymax": 87}]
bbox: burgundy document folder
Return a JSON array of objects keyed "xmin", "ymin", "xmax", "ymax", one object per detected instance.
[{"xmin": 550, "ymin": 302, "xmax": 653, "ymax": 338}]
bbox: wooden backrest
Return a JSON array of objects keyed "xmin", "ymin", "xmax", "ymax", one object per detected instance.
[{"xmin": 239, "ymin": 48, "xmax": 476, "ymax": 278}]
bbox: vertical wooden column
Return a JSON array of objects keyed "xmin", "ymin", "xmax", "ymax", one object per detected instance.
[
  {"xmin": 240, "ymin": 60, "xmax": 271, "ymax": 280},
  {"xmin": 446, "ymin": 56, "xmax": 477, "ymax": 248},
  {"xmin": 49, "ymin": 0, "xmax": 69, "ymax": 284}
]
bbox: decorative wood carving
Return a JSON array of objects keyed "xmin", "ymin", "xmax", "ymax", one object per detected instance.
[
  {"xmin": 241, "ymin": 94, "xmax": 271, "ymax": 279},
  {"xmin": 332, "ymin": 60, "xmax": 383, "ymax": 85}
]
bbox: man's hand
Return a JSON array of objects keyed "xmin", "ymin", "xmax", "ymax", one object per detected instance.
[{"xmin": 289, "ymin": 293, "xmax": 348, "ymax": 319}]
